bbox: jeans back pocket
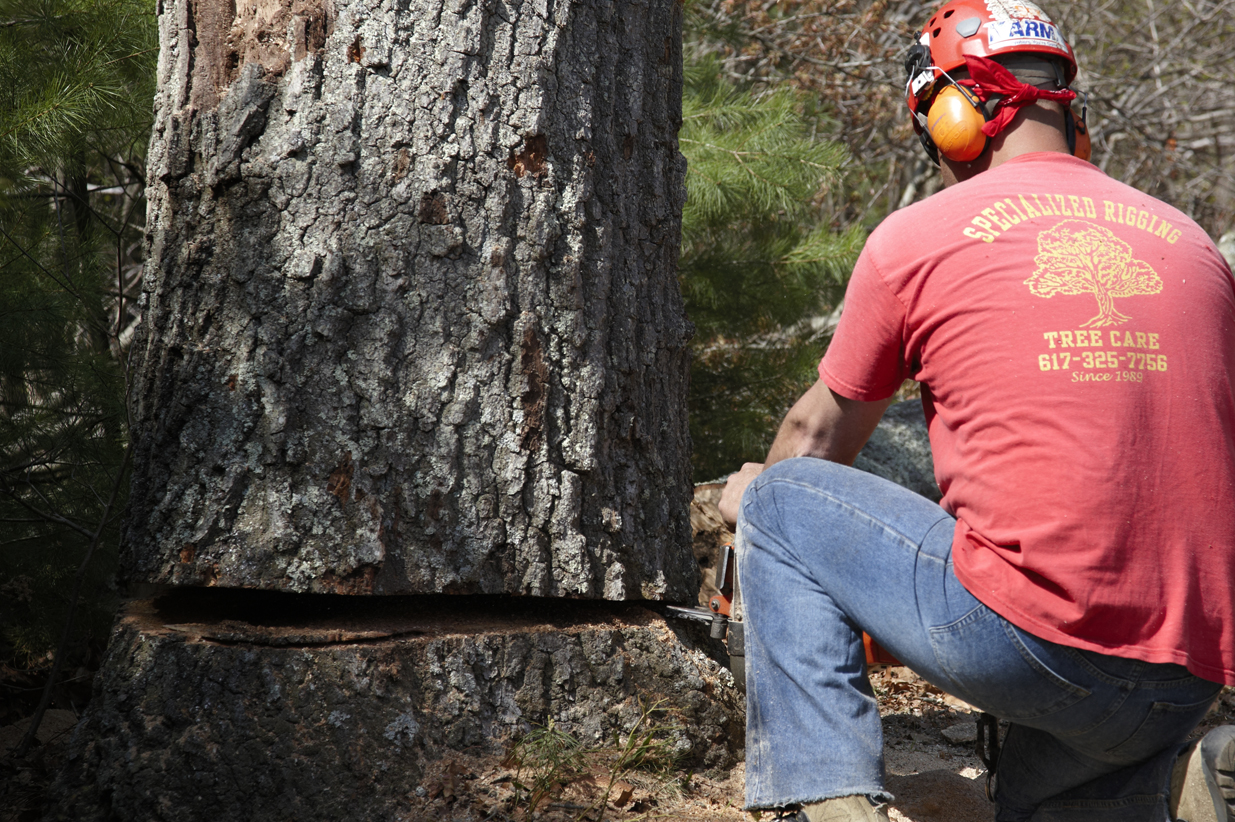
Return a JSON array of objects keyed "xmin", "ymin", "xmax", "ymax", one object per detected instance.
[
  {"xmin": 929, "ymin": 604, "xmax": 1092, "ymax": 720},
  {"xmin": 1104, "ymin": 688, "xmax": 1222, "ymax": 763}
]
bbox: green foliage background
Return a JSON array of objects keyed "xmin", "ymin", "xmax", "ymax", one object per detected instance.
[
  {"xmin": 0, "ymin": 0, "xmax": 155, "ymax": 663},
  {"xmin": 679, "ymin": 57, "xmax": 862, "ymax": 482}
]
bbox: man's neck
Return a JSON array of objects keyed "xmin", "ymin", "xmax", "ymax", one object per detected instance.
[{"xmin": 940, "ymin": 102, "xmax": 1071, "ymax": 187}]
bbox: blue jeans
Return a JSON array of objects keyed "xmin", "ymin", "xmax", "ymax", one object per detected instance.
[{"xmin": 738, "ymin": 458, "xmax": 1222, "ymax": 821}]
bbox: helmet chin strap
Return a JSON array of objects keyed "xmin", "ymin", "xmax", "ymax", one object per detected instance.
[{"xmin": 958, "ymin": 55, "xmax": 1077, "ymax": 139}]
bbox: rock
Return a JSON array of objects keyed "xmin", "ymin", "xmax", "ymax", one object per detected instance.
[
  {"xmin": 48, "ymin": 593, "xmax": 743, "ymax": 822},
  {"xmin": 1220, "ymin": 231, "xmax": 1235, "ymax": 269},
  {"xmin": 853, "ymin": 400, "xmax": 940, "ymax": 502},
  {"xmin": 941, "ymin": 721, "xmax": 978, "ymax": 745}
]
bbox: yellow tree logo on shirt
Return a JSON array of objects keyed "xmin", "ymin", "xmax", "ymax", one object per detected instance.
[{"xmin": 1024, "ymin": 220, "xmax": 1162, "ymax": 327}]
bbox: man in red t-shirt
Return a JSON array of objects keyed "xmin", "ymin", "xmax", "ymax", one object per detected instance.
[{"xmin": 719, "ymin": 2, "xmax": 1235, "ymax": 821}]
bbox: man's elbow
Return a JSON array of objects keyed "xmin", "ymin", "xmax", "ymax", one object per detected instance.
[
  {"xmin": 779, "ymin": 413, "xmax": 829, "ymax": 459},
  {"xmin": 776, "ymin": 413, "xmax": 858, "ymax": 465}
]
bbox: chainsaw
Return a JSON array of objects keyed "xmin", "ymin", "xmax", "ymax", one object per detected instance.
[
  {"xmin": 666, "ymin": 542, "xmax": 1002, "ymax": 799},
  {"xmin": 667, "ymin": 543, "xmax": 901, "ymax": 694}
]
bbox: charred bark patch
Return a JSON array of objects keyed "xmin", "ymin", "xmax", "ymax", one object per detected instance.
[
  {"xmin": 508, "ymin": 134, "xmax": 548, "ymax": 179},
  {"xmin": 518, "ymin": 326, "xmax": 549, "ymax": 452},
  {"xmin": 326, "ymin": 452, "xmax": 353, "ymax": 504},
  {"xmin": 418, "ymin": 192, "xmax": 449, "ymax": 224}
]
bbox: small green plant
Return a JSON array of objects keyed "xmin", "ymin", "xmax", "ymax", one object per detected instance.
[
  {"xmin": 585, "ymin": 700, "xmax": 681, "ymax": 822},
  {"xmin": 503, "ymin": 701, "xmax": 685, "ymax": 822},
  {"xmin": 503, "ymin": 718, "xmax": 589, "ymax": 819}
]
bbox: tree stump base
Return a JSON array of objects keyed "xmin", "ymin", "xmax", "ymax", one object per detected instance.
[{"xmin": 48, "ymin": 592, "xmax": 742, "ymax": 822}]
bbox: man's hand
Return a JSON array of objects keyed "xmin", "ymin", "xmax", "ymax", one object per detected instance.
[{"xmin": 719, "ymin": 462, "xmax": 764, "ymax": 528}]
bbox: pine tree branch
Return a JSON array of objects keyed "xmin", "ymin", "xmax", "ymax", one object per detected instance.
[
  {"xmin": 15, "ymin": 443, "xmax": 131, "ymax": 759},
  {"xmin": 0, "ymin": 223, "xmax": 80, "ymax": 296},
  {"xmin": 0, "ymin": 479, "xmax": 96, "ymax": 539},
  {"xmin": 101, "ymin": 45, "xmax": 158, "ymax": 67},
  {"xmin": 679, "ymin": 137, "xmax": 837, "ymax": 173}
]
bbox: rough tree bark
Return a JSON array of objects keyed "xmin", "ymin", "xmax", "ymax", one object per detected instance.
[{"xmin": 125, "ymin": 0, "xmax": 697, "ymax": 600}]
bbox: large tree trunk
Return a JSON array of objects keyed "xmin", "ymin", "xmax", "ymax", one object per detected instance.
[
  {"xmin": 125, "ymin": 0, "xmax": 696, "ymax": 601},
  {"xmin": 47, "ymin": 5, "xmax": 729, "ymax": 818}
]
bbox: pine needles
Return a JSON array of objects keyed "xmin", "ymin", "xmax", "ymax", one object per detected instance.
[
  {"xmin": 0, "ymin": 0, "xmax": 154, "ymax": 675},
  {"xmin": 0, "ymin": 0, "xmax": 155, "ymax": 170},
  {"xmin": 680, "ymin": 58, "xmax": 862, "ymax": 481}
]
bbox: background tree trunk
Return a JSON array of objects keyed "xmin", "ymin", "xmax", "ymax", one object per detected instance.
[{"xmin": 125, "ymin": 0, "xmax": 696, "ymax": 600}]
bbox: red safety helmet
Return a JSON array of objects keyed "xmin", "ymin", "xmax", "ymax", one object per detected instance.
[{"xmin": 905, "ymin": 1, "xmax": 1082, "ymax": 162}]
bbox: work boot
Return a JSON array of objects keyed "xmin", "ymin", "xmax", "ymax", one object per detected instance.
[
  {"xmin": 1171, "ymin": 725, "xmax": 1235, "ymax": 822},
  {"xmin": 775, "ymin": 795, "xmax": 890, "ymax": 821}
]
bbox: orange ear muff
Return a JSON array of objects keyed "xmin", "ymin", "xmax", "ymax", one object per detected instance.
[
  {"xmin": 926, "ymin": 85, "xmax": 988, "ymax": 162},
  {"xmin": 1068, "ymin": 105, "xmax": 1090, "ymax": 162}
]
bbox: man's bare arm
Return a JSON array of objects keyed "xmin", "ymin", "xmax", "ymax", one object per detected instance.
[
  {"xmin": 718, "ymin": 379, "xmax": 894, "ymax": 526},
  {"xmin": 764, "ymin": 379, "xmax": 894, "ymax": 468}
]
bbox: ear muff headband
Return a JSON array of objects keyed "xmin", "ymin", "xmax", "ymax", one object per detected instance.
[
  {"xmin": 1066, "ymin": 94, "xmax": 1090, "ymax": 161},
  {"xmin": 915, "ymin": 68, "xmax": 1091, "ymax": 165}
]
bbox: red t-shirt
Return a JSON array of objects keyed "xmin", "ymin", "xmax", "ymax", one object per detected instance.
[{"xmin": 821, "ymin": 152, "xmax": 1235, "ymax": 685}]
